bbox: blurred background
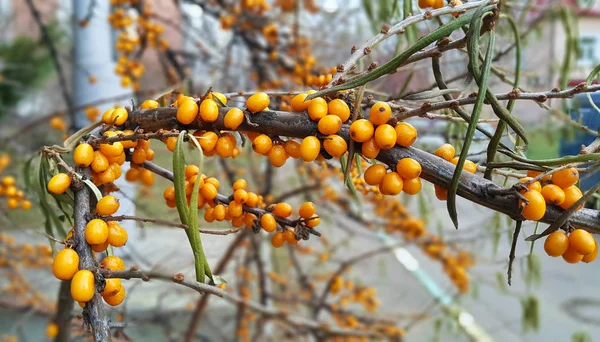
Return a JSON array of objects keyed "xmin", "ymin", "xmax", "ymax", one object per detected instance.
[{"xmin": 1, "ymin": 0, "xmax": 600, "ymax": 341}]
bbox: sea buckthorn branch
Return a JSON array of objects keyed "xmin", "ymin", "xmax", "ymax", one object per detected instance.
[
  {"xmin": 99, "ymin": 268, "xmax": 385, "ymax": 339},
  {"xmin": 329, "ymin": 0, "xmax": 496, "ymax": 86},
  {"xmin": 125, "ymin": 106, "xmax": 600, "ymax": 233},
  {"xmin": 98, "ymin": 214, "xmax": 241, "ymax": 235}
]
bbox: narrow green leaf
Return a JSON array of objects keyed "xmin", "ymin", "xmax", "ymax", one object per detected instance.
[
  {"xmin": 173, "ymin": 131, "xmax": 189, "ymax": 225},
  {"xmin": 402, "ymin": 88, "xmax": 462, "ymax": 101},
  {"xmin": 83, "ymin": 179, "xmax": 103, "ymax": 201}
]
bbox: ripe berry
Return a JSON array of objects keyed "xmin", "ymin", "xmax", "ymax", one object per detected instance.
[
  {"xmin": 418, "ymin": 0, "xmax": 436, "ymax": 9},
  {"xmin": 140, "ymin": 99, "xmax": 159, "ymax": 109},
  {"xmin": 213, "ymin": 204, "xmax": 226, "ymax": 221},
  {"xmin": 402, "ymin": 177, "xmax": 422, "ymax": 195},
  {"xmin": 176, "ymin": 98, "xmax": 199, "ymax": 125},
  {"xmin": 395, "ymin": 122, "xmax": 417, "ymax": 147},
  {"xmin": 201, "ymin": 183, "xmax": 218, "ymax": 200},
  {"xmin": 582, "ymin": 241, "xmax": 598, "ymax": 263},
  {"xmin": 374, "ymin": 124, "xmax": 397, "ymax": 150},
  {"xmin": 291, "ymin": 93, "xmax": 310, "ymax": 112},
  {"xmin": 101, "ymin": 256, "xmax": 125, "ymax": 271},
  {"xmin": 364, "ymin": 164, "xmax": 387, "ymax": 186},
  {"xmin": 216, "ymin": 136, "xmax": 235, "ymax": 158},
  {"xmin": 299, "ymin": 202, "xmax": 316, "ymax": 218},
  {"xmin": 185, "ymin": 165, "xmax": 199, "ymax": 179},
  {"xmin": 349, "ymin": 119, "xmax": 374, "ymax": 143},
  {"xmin": 520, "ymin": 191, "xmax": 546, "ymax": 221},
  {"xmin": 396, "ymin": 158, "xmax": 421, "ymax": 179},
  {"xmin": 46, "ymin": 323, "xmax": 59, "ymax": 339},
  {"xmin": 208, "ymin": 92, "xmax": 227, "ymax": 105},
  {"xmin": 305, "ymin": 215, "xmax": 320, "ymax": 228},
  {"xmin": 569, "ymin": 229, "xmax": 596, "ymax": 255},
  {"xmin": 96, "ymin": 195, "xmax": 120, "ymax": 216},
  {"xmin": 379, "ymin": 172, "xmax": 403, "ymax": 195},
  {"xmin": 271, "ymin": 231, "xmax": 285, "ymax": 248},
  {"xmin": 328, "ymin": 99, "xmax": 350, "ymax": 122},
  {"xmin": 527, "ymin": 169, "xmax": 551, "ymax": 183},
  {"xmin": 233, "ymin": 179, "xmax": 247, "ymax": 190},
  {"xmin": 246, "ymin": 92, "xmax": 270, "ymax": 113},
  {"xmin": 91, "ymin": 241, "xmax": 108, "ymax": 252},
  {"xmin": 369, "ymin": 102, "xmax": 391, "ymax": 126},
  {"xmin": 268, "ymin": 145, "xmax": 288, "ymax": 167},
  {"xmin": 272, "ymin": 202, "xmax": 293, "ymax": 217},
  {"xmin": 131, "ymin": 148, "xmax": 146, "ymax": 165},
  {"xmin": 435, "ymin": 143, "xmax": 455, "ymax": 161},
  {"xmin": 562, "ymin": 245, "xmax": 584, "ymax": 264},
  {"xmin": 518, "ymin": 177, "xmax": 542, "ymax": 192},
  {"xmin": 104, "ymin": 286, "xmax": 126, "ymax": 306},
  {"xmin": 543, "ymin": 231, "xmax": 569, "ymax": 257},
  {"xmin": 48, "ymin": 173, "xmax": 71, "ymax": 194},
  {"xmin": 300, "ymin": 136, "xmax": 320, "ymax": 162},
  {"xmin": 74, "ymin": 143, "xmax": 95, "ymax": 167},
  {"xmin": 85, "ymin": 219, "xmax": 109, "ymax": 245},
  {"xmin": 110, "ymin": 108, "xmax": 128, "ymax": 126},
  {"xmin": 307, "ymin": 97, "xmax": 328, "ymax": 121},
  {"xmin": 318, "ymin": 115, "xmax": 342, "ymax": 135},
  {"xmin": 560, "ymin": 186, "xmax": 583, "ymax": 210},
  {"xmin": 323, "ymin": 135, "xmax": 347, "ymax": 158},
  {"xmin": 246, "ymin": 192, "xmax": 259, "ymax": 207},
  {"xmin": 252, "ymin": 134, "xmax": 273, "ymax": 155},
  {"xmin": 100, "ymin": 141, "xmax": 124, "ymax": 158},
  {"xmin": 102, "ymin": 109, "xmax": 115, "ymax": 124},
  {"xmin": 435, "ymin": 185, "xmax": 448, "ymax": 200},
  {"xmin": 552, "ymin": 167, "xmax": 579, "ymax": 189},
  {"xmin": 224, "ymin": 108, "xmax": 244, "ymax": 130},
  {"xmin": 71, "ymin": 270, "xmax": 95, "ymax": 302},
  {"xmin": 107, "ymin": 221, "xmax": 128, "ymax": 247},
  {"xmin": 284, "ymin": 140, "xmax": 302, "ymax": 159},
  {"xmin": 450, "ymin": 157, "xmax": 477, "ymax": 174},
  {"xmin": 261, "ymin": 213, "xmax": 277, "ymax": 232},
  {"xmin": 541, "ymin": 184, "xmax": 565, "ymax": 205},
  {"xmin": 200, "ymin": 99, "xmax": 219, "ymax": 123},
  {"xmin": 284, "ymin": 229, "xmax": 298, "ymax": 244},
  {"xmin": 52, "ymin": 248, "xmax": 79, "ymax": 280},
  {"xmin": 198, "ymin": 131, "xmax": 218, "ymax": 152},
  {"xmin": 101, "ymin": 278, "xmax": 122, "ymax": 297},
  {"xmin": 361, "ymin": 138, "xmax": 380, "ymax": 159}
]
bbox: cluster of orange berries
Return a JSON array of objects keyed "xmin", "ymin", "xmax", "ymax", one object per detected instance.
[
  {"xmin": 518, "ymin": 167, "xmax": 583, "ymax": 221},
  {"xmin": 418, "ymin": 0, "xmax": 463, "ymax": 10},
  {"xmin": 0, "ymin": 155, "xmax": 32, "ymax": 210},
  {"xmin": 274, "ymin": 0, "xmax": 319, "ymax": 13},
  {"xmin": 431, "ymin": 143, "xmax": 477, "ymax": 200},
  {"xmin": 50, "ymin": 115, "xmax": 67, "ymax": 132},
  {"xmin": 544, "ymin": 228, "xmax": 597, "ymax": 264},
  {"xmin": 291, "ymin": 57, "xmax": 336, "ymax": 87},
  {"xmin": 240, "ymin": 0, "xmax": 271, "ymax": 14}
]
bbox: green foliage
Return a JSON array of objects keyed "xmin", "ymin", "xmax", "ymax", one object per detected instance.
[
  {"xmin": 0, "ymin": 23, "xmax": 64, "ymax": 117},
  {"xmin": 520, "ymin": 295, "xmax": 540, "ymax": 333},
  {"xmin": 572, "ymin": 331, "xmax": 592, "ymax": 342}
]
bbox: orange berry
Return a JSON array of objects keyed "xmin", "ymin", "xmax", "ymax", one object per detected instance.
[
  {"xmin": 48, "ymin": 173, "xmax": 71, "ymax": 194},
  {"xmin": 213, "ymin": 204, "xmax": 226, "ymax": 221},
  {"xmin": 233, "ymin": 179, "xmax": 247, "ymax": 191},
  {"xmin": 361, "ymin": 138, "xmax": 380, "ymax": 159},
  {"xmin": 323, "ymin": 135, "xmax": 347, "ymax": 158},
  {"xmin": 582, "ymin": 240, "xmax": 598, "ymax": 263},
  {"xmin": 201, "ymin": 183, "xmax": 218, "ymax": 200},
  {"xmin": 140, "ymin": 169, "xmax": 154, "ymax": 185},
  {"xmin": 327, "ymin": 99, "xmax": 350, "ymax": 122},
  {"xmin": 165, "ymin": 136, "xmax": 178, "ymax": 152},
  {"xmin": 541, "ymin": 184, "xmax": 565, "ymax": 205},
  {"xmin": 374, "ymin": 124, "xmax": 397, "ymax": 150},
  {"xmin": 71, "ymin": 270, "xmax": 95, "ymax": 302},
  {"xmin": 300, "ymin": 136, "xmax": 321, "ymax": 162},
  {"xmin": 434, "ymin": 143, "xmax": 455, "ymax": 161},
  {"xmin": 101, "ymin": 256, "xmax": 125, "ymax": 271},
  {"xmin": 7, "ymin": 197, "xmax": 19, "ymax": 209},
  {"xmin": 396, "ymin": 158, "xmax": 421, "ymax": 179},
  {"xmin": 216, "ymin": 136, "xmax": 235, "ymax": 158},
  {"xmin": 369, "ymin": 102, "xmax": 391, "ymax": 126},
  {"xmin": 100, "ymin": 141, "xmax": 124, "ymax": 158},
  {"xmin": 46, "ymin": 323, "xmax": 59, "ymax": 339},
  {"xmin": 562, "ymin": 245, "xmax": 584, "ymax": 264},
  {"xmin": 402, "ymin": 177, "xmax": 422, "ymax": 195},
  {"xmin": 318, "ymin": 115, "xmax": 342, "ymax": 135},
  {"xmin": 110, "ymin": 108, "xmax": 128, "ymax": 126},
  {"xmin": 91, "ymin": 151, "xmax": 110, "ymax": 172},
  {"xmin": 246, "ymin": 192, "xmax": 259, "ymax": 207},
  {"xmin": 284, "ymin": 229, "xmax": 298, "ymax": 244},
  {"xmin": 228, "ymin": 201, "xmax": 243, "ymax": 218},
  {"xmin": 52, "ymin": 248, "xmax": 79, "ymax": 280},
  {"xmin": 96, "ymin": 195, "xmax": 120, "ymax": 216},
  {"xmin": 261, "ymin": 213, "xmax": 277, "ymax": 232},
  {"xmin": 102, "ymin": 109, "xmax": 115, "ymax": 124},
  {"xmin": 560, "ymin": 186, "xmax": 583, "ymax": 210},
  {"xmin": 208, "ymin": 92, "xmax": 227, "ymax": 105},
  {"xmin": 284, "ymin": 140, "xmax": 302, "ymax": 159},
  {"xmin": 140, "ymin": 99, "xmax": 159, "ymax": 109},
  {"xmin": 463, "ymin": 160, "xmax": 477, "ymax": 174},
  {"xmin": 435, "ymin": 185, "xmax": 448, "ymax": 200},
  {"xmin": 185, "ymin": 165, "xmax": 200, "ymax": 179},
  {"xmin": 85, "ymin": 219, "xmax": 109, "ymax": 245},
  {"xmin": 271, "ymin": 231, "xmax": 285, "ymax": 248},
  {"xmin": 520, "ymin": 191, "xmax": 546, "ymax": 221},
  {"xmin": 291, "ymin": 93, "xmax": 310, "ymax": 112},
  {"xmin": 364, "ymin": 164, "xmax": 387, "ymax": 186},
  {"xmin": 200, "ymin": 99, "xmax": 219, "ymax": 122},
  {"xmin": 198, "ymin": 131, "xmax": 218, "ymax": 152},
  {"xmin": 103, "ymin": 286, "xmax": 126, "ymax": 306},
  {"xmin": 224, "ymin": 108, "xmax": 244, "ymax": 130},
  {"xmin": 272, "ymin": 202, "xmax": 293, "ymax": 217},
  {"xmin": 569, "ymin": 229, "xmax": 596, "ymax": 255},
  {"xmin": 91, "ymin": 241, "xmax": 109, "ymax": 252},
  {"xmin": 552, "ymin": 167, "xmax": 579, "ymax": 189},
  {"xmin": 349, "ymin": 119, "xmax": 374, "ymax": 143},
  {"xmin": 252, "ymin": 134, "xmax": 273, "ymax": 155},
  {"xmin": 268, "ymin": 145, "xmax": 288, "ymax": 167},
  {"xmin": 131, "ymin": 148, "xmax": 146, "ymax": 164},
  {"xmin": 527, "ymin": 170, "xmax": 551, "ymax": 183},
  {"xmin": 395, "ymin": 122, "xmax": 417, "ymax": 147},
  {"xmin": 21, "ymin": 200, "xmax": 32, "ymax": 210},
  {"xmin": 107, "ymin": 221, "xmax": 128, "ymax": 247},
  {"xmin": 204, "ymin": 207, "xmax": 215, "ymax": 222},
  {"xmin": 519, "ymin": 177, "xmax": 541, "ymax": 192},
  {"xmin": 305, "ymin": 214, "xmax": 320, "ymax": 228},
  {"xmin": 299, "ymin": 202, "xmax": 316, "ymax": 218},
  {"xmin": 101, "ymin": 278, "xmax": 122, "ymax": 297},
  {"xmin": 246, "ymin": 92, "xmax": 270, "ymax": 113},
  {"xmin": 74, "ymin": 143, "xmax": 95, "ymax": 167},
  {"xmin": 176, "ymin": 98, "xmax": 199, "ymax": 124},
  {"xmin": 544, "ymin": 231, "xmax": 569, "ymax": 257},
  {"xmin": 379, "ymin": 172, "xmax": 403, "ymax": 195},
  {"xmin": 307, "ymin": 97, "xmax": 328, "ymax": 121}
]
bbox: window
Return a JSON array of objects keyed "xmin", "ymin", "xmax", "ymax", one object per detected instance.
[{"xmin": 578, "ymin": 37, "xmax": 597, "ymax": 64}]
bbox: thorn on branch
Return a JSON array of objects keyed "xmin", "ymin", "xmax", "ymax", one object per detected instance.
[
  {"xmin": 351, "ymin": 45, "xmax": 357, "ymax": 54},
  {"xmin": 381, "ymin": 24, "xmax": 390, "ymax": 34},
  {"xmin": 363, "ymin": 47, "xmax": 371, "ymax": 55},
  {"xmin": 173, "ymin": 273, "xmax": 185, "ymax": 283}
]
